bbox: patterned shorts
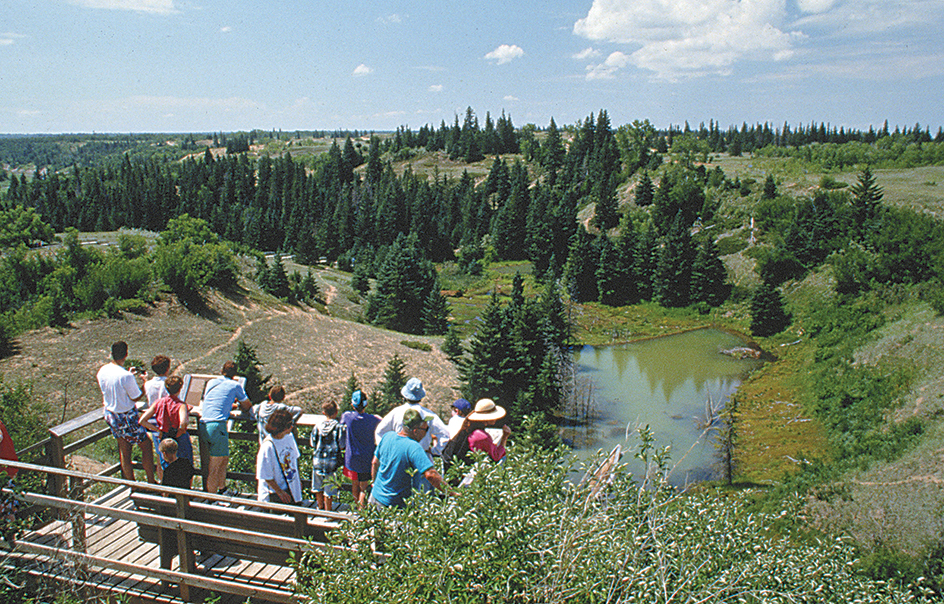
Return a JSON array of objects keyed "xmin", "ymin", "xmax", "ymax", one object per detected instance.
[{"xmin": 104, "ymin": 408, "xmax": 149, "ymax": 444}]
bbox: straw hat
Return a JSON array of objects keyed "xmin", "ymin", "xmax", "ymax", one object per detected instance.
[{"xmin": 468, "ymin": 398, "xmax": 506, "ymax": 421}]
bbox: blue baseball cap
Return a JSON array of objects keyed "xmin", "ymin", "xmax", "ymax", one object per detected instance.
[
  {"xmin": 351, "ymin": 389, "xmax": 368, "ymax": 408},
  {"xmin": 451, "ymin": 398, "xmax": 472, "ymax": 413}
]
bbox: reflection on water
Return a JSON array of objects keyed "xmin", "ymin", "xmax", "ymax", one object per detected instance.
[{"xmin": 566, "ymin": 328, "xmax": 763, "ymax": 485}]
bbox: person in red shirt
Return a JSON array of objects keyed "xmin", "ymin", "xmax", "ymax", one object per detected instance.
[{"xmin": 0, "ymin": 418, "xmax": 18, "ymax": 482}]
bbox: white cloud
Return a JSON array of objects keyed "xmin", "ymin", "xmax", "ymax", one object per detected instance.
[
  {"xmin": 792, "ymin": 0, "xmax": 942, "ymax": 35},
  {"xmin": 573, "ymin": 0, "xmax": 800, "ymax": 80},
  {"xmin": 67, "ymin": 0, "xmax": 179, "ymax": 15},
  {"xmin": 428, "ymin": 84, "xmax": 443, "ymax": 92},
  {"xmin": 796, "ymin": 0, "xmax": 837, "ymax": 13},
  {"xmin": 572, "ymin": 47, "xmax": 601, "ymax": 60},
  {"xmin": 485, "ymin": 44, "xmax": 525, "ymax": 65},
  {"xmin": 352, "ymin": 64, "xmax": 373, "ymax": 77},
  {"xmin": 1, "ymin": 32, "xmax": 26, "ymax": 46},
  {"xmin": 377, "ymin": 13, "xmax": 403, "ymax": 24},
  {"xmin": 586, "ymin": 51, "xmax": 632, "ymax": 80},
  {"xmin": 220, "ymin": 26, "xmax": 232, "ymax": 33},
  {"xmin": 503, "ymin": 95, "xmax": 520, "ymax": 102}
]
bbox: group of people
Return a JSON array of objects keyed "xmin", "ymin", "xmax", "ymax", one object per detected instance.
[{"xmin": 97, "ymin": 341, "xmax": 512, "ymax": 510}]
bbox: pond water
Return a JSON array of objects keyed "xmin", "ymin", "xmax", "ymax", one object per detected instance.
[{"xmin": 565, "ymin": 328, "xmax": 763, "ymax": 486}]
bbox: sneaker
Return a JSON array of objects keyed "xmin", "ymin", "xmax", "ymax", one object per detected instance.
[{"xmin": 217, "ymin": 486, "xmax": 241, "ymax": 498}]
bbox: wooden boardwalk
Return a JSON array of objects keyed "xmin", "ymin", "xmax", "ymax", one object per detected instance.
[{"xmin": 8, "ymin": 484, "xmax": 317, "ymax": 604}]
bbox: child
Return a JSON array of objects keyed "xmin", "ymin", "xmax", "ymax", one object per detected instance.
[
  {"xmin": 160, "ymin": 438, "xmax": 194, "ymax": 490},
  {"xmin": 252, "ymin": 385, "xmax": 303, "ymax": 444},
  {"xmin": 339, "ymin": 390, "xmax": 380, "ymax": 510},
  {"xmin": 144, "ymin": 355, "xmax": 172, "ymax": 478},
  {"xmin": 257, "ymin": 408, "xmax": 302, "ymax": 504},
  {"xmin": 310, "ymin": 400, "xmax": 345, "ymax": 511},
  {"xmin": 139, "ymin": 375, "xmax": 193, "ymax": 467}
]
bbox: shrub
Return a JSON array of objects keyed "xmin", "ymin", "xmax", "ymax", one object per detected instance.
[{"xmin": 297, "ymin": 429, "xmax": 928, "ymax": 603}]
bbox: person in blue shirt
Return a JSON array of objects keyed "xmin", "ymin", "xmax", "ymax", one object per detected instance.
[
  {"xmin": 369, "ymin": 409, "xmax": 447, "ymax": 509},
  {"xmin": 198, "ymin": 361, "xmax": 251, "ymax": 495}
]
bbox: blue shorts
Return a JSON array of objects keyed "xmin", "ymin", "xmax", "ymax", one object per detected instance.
[
  {"xmin": 311, "ymin": 472, "xmax": 338, "ymax": 497},
  {"xmin": 104, "ymin": 409, "xmax": 149, "ymax": 444},
  {"xmin": 199, "ymin": 421, "xmax": 229, "ymax": 457}
]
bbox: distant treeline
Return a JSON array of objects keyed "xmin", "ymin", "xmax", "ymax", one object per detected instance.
[{"xmin": 2, "ymin": 108, "xmax": 944, "ymax": 324}]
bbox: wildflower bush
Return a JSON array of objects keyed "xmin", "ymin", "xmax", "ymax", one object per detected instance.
[{"xmin": 297, "ymin": 428, "xmax": 929, "ymax": 603}]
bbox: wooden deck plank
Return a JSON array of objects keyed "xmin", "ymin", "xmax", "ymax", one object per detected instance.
[{"xmin": 13, "ymin": 487, "xmax": 310, "ymax": 604}]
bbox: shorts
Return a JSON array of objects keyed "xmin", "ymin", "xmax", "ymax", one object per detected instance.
[
  {"xmin": 199, "ymin": 421, "xmax": 229, "ymax": 457},
  {"xmin": 104, "ymin": 409, "xmax": 149, "ymax": 444},
  {"xmin": 311, "ymin": 472, "xmax": 338, "ymax": 497},
  {"xmin": 343, "ymin": 466, "xmax": 370, "ymax": 482}
]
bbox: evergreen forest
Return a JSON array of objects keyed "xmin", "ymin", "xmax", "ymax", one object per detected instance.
[{"xmin": 3, "ymin": 109, "xmax": 944, "ymax": 600}]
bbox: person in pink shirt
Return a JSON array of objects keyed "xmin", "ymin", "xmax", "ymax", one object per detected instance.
[{"xmin": 465, "ymin": 398, "xmax": 511, "ymax": 462}]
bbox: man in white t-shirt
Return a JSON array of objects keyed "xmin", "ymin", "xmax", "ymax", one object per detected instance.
[{"xmin": 97, "ymin": 341, "xmax": 156, "ymax": 483}]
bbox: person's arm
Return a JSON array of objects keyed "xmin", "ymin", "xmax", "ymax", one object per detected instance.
[
  {"xmin": 371, "ymin": 456, "xmax": 379, "ymax": 481},
  {"xmin": 138, "ymin": 405, "xmax": 159, "ymax": 432},
  {"xmin": 265, "ymin": 478, "xmax": 292, "ymax": 503},
  {"xmin": 429, "ymin": 414, "xmax": 452, "ymax": 456},
  {"xmin": 498, "ymin": 425, "xmax": 511, "ymax": 449},
  {"xmin": 374, "ymin": 410, "xmax": 395, "ymax": 445},
  {"xmin": 177, "ymin": 403, "xmax": 190, "ymax": 438}
]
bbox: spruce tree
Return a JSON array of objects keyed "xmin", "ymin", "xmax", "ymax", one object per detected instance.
[
  {"xmin": 563, "ymin": 227, "xmax": 600, "ymax": 303},
  {"xmin": 366, "ymin": 233, "xmax": 439, "ymax": 334},
  {"xmin": 652, "ymin": 213, "xmax": 694, "ymax": 308},
  {"xmin": 595, "ymin": 235, "xmax": 621, "ymax": 305},
  {"xmin": 750, "ymin": 281, "xmax": 791, "ymax": 337},
  {"xmin": 234, "ymin": 340, "xmax": 272, "ymax": 403},
  {"xmin": 374, "ymin": 354, "xmax": 407, "ymax": 416},
  {"xmin": 441, "ymin": 323, "xmax": 464, "ymax": 363},
  {"xmin": 634, "ymin": 172, "xmax": 654, "ymax": 206},
  {"xmin": 850, "ymin": 165, "xmax": 883, "ymax": 237},
  {"xmin": 266, "ymin": 254, "xmax": 291, "ymax": 299},
  {"xmin": 762, "ymin": 174, "xmax": 777, "ymax": 200},
  {"xmin": 690, "ymin": 237, "xmax": 730, "ymax": 307},
  {"xmin": 422, "ymin": 288, "xmax": 450, "ymax": 336},
  {"xmin": 343, "ymin": 372, "xmax": 361, "ymax": 410},
  {"xmin": 461, "ymin": 292, "xmax": 516, "ymax": 403}
]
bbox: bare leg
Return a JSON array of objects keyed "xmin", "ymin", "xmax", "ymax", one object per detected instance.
[
  {"xmin": 206, "ymin": 456, "xmax": 229, "ymax": 494},
  {"xmin": 138, "ymin": 437, "xmax": 156, "ymax": 484},
  {"xmin": 323, "ymin": 495, "xmax": 332, "ymax": 511},
  {"xmin": 357, "ymin": 480, "xmax": 370, "ymax": 509},
  {"xmin": 350, "ymin": 481, "xmax": 362, "ymax": 509},
  {"xmin": 117, "ymin": 438, "xmax": 135, "ymax": 481},
  {"xmin": 315, "ymin": 492, "xmax": 325, "ymax": 509}
]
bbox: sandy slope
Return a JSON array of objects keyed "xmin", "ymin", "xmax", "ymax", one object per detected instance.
[{"xmin": 0, "ymin": 289, "xmax": 461, "ymax": 425}]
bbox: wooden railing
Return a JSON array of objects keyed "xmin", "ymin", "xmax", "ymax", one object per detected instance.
[
  {"xmin": 14, "ymin": 405, "xmax": 320, "ymax": 499},
  {"xmin": 3, "ymin": 459, "xmax": 351, "ymax": 603}
]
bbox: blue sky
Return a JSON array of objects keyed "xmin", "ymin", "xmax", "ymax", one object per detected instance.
[{"xmin": 1, "ymin": 0, "xmax": 942, "ymax": 134}]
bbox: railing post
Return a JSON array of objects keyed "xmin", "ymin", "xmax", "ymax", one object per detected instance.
[
  {"xmin": 68, "ymin": 475, "xmax": 89, "ymax": 577},
  {"xmin": 45, "ymin": 429, "xmax": 67, "ymax": 518},
  {"xmin": 175, "ymin": 492, "xmax": 194, "ymax": 601}
]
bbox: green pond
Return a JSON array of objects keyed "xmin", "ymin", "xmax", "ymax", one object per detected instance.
[{"xmin": 567, "ymin": 328, "xmax": 763, "ymax": 485}]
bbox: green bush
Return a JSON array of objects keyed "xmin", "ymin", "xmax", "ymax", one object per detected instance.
[{"xmin": 297, "ymin": 429, "xmax": 927, "ymax": 603}]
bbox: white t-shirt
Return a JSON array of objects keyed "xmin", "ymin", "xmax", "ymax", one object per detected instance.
[
  {"xmin": 374, "ymin": 402, "xmax": 451, "ymax": 456},
  {"xmin": 256, "ymin": 434, "xmax": 302, "ymax": 503},
  {"xmin": 447, "ymin": 414, "xmax": 466, "ymax": 438},
  {"xmin": 145, "ymin": 376, "xmax": 168, "ymax": 407},
  {"xmin": 97, "ymin": 363, "xmax": 141, "ymax": 414}
]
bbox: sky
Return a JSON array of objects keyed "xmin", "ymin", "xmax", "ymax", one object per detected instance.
[{"xmin": 1, "ymin": 0, "xmax": 942, "ymax": 134}]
